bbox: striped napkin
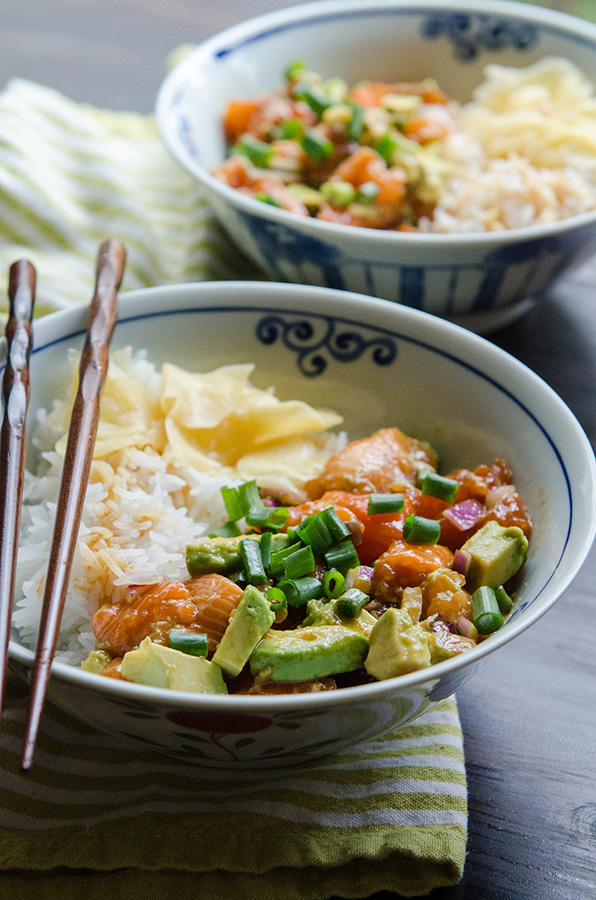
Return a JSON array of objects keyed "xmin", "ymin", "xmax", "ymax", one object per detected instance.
[
  {"xmin": 0, "ymin": 75, "xmax": 468, "ymax": 897},
  {"xmin": 0, "ymin": 673, "xmax": 466, "ymax": 900}
]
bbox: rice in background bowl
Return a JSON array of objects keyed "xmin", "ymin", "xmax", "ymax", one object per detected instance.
[
  {"xmin": 157, "ymin": 0, "xmax": 596, "ymax": 332},
  {"xmin": 8, "ymin": 280, "xmax": 596, "ymax": 766}
]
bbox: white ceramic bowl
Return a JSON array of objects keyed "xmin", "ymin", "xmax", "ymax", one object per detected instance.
[
  {"xmin": 7, "ymin": 280, "xmax": 596, "ymax": 767},
  {"xmin": 156, "ymin": 0, "xmax": 596, "ymax": 333}
]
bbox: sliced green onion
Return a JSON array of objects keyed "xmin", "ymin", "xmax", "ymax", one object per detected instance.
[
  {"xmin": 266, "ymin": 586, "xmax": 288, "ymax": 614},
  {"xmin": 374, "ymin": 132, "xmax": 399, "ymax": 165},
  {"xmin": 323, "ymin": 569, "xmax": 345, "ymax": 599},
  {"xmin": 356, "ymin": 181, "xmax": 379, "ymax": 204},
  {"xmin": 246, "ymin": 505, "xmax": 289, "ymax": 532},
  {"xmin": 494, "ymin": 585, "xmax": 513, "ymax": 614},
  {"xmin": 281, "ymin": 118, "xmax": 304, "ymax": 140},
  {"xmin": 259, "ymin": 530, "xmax": 272, "ymax": 571},
  {"xmin": 209, "ymin": 520, "xmax": 242, "ymax": 538},
  {"xmin": 301, "ymin": 130, "xmax": 334, "ymax": 163},
  {"xmin": 282, "ymin": 544, "xmax": 316, "ymax": 580},
  {"xmin": 403, "ymin": 514, "xmax": 441, "ymax": 545},
  {"xmin": 278, "ymin": 576, "xmax": 324, "ymax": 607},
  {"xmin": 324, "ymin": 538, "xmax": 360, "ymax": 574},
  {"xmin": 368, "ymin": 492, "xmax": 405, "ymax": 515},
  {"xmin": 255, "ymin": 193, "xmax": 282, "ymax": 207},
  {"xmin": 239, "ymin": 479, "xmax": 263, "ymax": 512},
  {"xmin": 294, "ymin": 83, "xmax": 332, "ymax": 117},
  {"xmin": 294, "ymin": 512, "xmax": 334, "ymax": 554},
  {"xmin": 335, "ymin": 588, "xmax": 369, "ymax": 618},
  {"xmin": 420, "ymin": 471, "xmax": 459, "ymax": 503},
  {"xmin": 168, "ymin": 630, "xmax": 208, "ymax": 657},
  {"xmin": 236, "ymin": 134, "xmax": 273, "ymax": 168},
  {"xmin": 320, "ymin": 507, "xmax": 352, "ymax": 543},
  {"xmin": 320, "ymin": 180, "xmax": 355, "ymax": 208},
  {"xmin": 221, "ymin": 485, "xmax": 245, "ymax": 522},
  {"xmin": 347, "ymin": 102, "xmax": 364, "ymax": 140},
  {"xmin": 269, "ymin": 542, "xmax": 302, "ymax": 577},
  {"xmin": 471, "ymin": 586, "xmax": 504, "ymax": 634},
  {"xmin": 239, "ymin": 538, "xmax": 267, "ymax": 586},
  {"xmin": 285, "ymin": 60, "xmax": 306, "ymax": 81}
]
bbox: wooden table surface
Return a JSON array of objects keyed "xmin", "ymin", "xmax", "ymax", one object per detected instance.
[{"xmin": 2, "ymin": 2, "xmax": 595, "ymax": 898}]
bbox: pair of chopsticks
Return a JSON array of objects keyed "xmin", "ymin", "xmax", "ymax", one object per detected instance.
[{"xmin": 0, "ymin": 238, "xmax": 126, "ymax": 770}]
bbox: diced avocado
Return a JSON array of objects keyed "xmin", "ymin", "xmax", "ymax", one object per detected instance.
[
  {"xmin": 186, "ymin": 533, "xmax": 291, "ymax": 576},
  {"xmin": 364, "ymin": 607, "xmax": 431, "ymax": 680},
  {"xmin": 461, "ymin": 520, "xmax": 528, "ymax": 593},
  {"xmin": 422, "ymin": 617, "xmax": 476, "ymax": 664},
  {"xmin": 121, "ymin": 637, "xmax": 228, "ymax": 694},
  {"xmin": 302, "ymin": 598, "xmax": 377, "ymax": 637},
  {"xmin": 81, "ymin": 649, "xmax": 111, "ymax": 674},
  {"xmin": 212, "ymin": 584, "xmax": 276, "ymax": 677},
  {"xmin": 250, "ymin": 625, "xmax": 369, "ymax": 682}
]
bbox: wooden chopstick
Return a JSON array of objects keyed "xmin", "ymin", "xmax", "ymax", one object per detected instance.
[
  {"xmin": 21, "ymin": 238, "xmax": 126, "ymax": 770},
  {"xmin": 0, "ymin": 260, "xmax": 36, "ymax": 720}
]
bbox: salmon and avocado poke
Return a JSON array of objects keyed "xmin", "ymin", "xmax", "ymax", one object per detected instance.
[
  {"xmin": 213, "ymin": 56, "xmax": 596, "ymax": 233},
  {"xmin": 15, "ymin": 350, "xmax": 531, "ymax": 696}
]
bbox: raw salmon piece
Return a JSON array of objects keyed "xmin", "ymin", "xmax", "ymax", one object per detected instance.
[
  {"xmin": 305, "ymin": 427, "xmax": 437, "ymax": 498},
  {"xmin": 372, "ymin": 539, "xmax": 453, "ymax": 598}
]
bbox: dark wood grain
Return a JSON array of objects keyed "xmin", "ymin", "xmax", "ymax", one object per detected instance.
[
  {"xmin": 21, "ymin": 238, "xmax": 126, "ymax": 770},
  {"xmin": 1, "ymin": 0, "xmax": 595, "ymax": 894},
  {"xmin": 0, "ymin": 260, "xmax": 35, "ymax": 716}
]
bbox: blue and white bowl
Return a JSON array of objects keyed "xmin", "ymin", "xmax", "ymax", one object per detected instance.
[
  {"xmin": 8, "ymin": 280, "xmax": 596, "ymax": 766},
  {"xmin": 157, "ymin": 0, "xmax": 596, "ymax": 333}
]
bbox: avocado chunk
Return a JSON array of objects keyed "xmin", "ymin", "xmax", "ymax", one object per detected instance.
[
  {"xmin": 364, "ymin": 607, "xmax": 431, "ymax": 680},
  {"xmin": 212, "ymin": 584, "xmax": 276, "ymax": 677},
  {"xmin": 302, "ymin": 598, "xmax": 377, "ymax": 637},
  {"xmin": 121, "ymin": 637, "xmax": 228, "ymax": 694},
  {"xmin": 460, "ymin": 520, "xmax": 528, "ymax": 593},
  {"xmin": 250, "ymin": 625, "xmax": 369, "ymax": 682},
  {"xmin": 186, "ymin": 533, "xmax": 290, "ymax": 576}
]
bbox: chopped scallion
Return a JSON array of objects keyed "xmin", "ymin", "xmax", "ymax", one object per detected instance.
[
  {"xmin": 294, "ymin": 82, "xmax": 332, "ymax": 117},
  {"xmin": 356, "ymin": 181, "xmax": 379, "ymax": 204},
  {"xmin": 255, "ymin": 193, "xmax": 282, "ymax": 207},
  {"xmin": 266, "ymin": 586, "xmax": 288, "ymax": 615},
  {"xmin": 236, "ymin": 134, "xmax": 273, "ymax": 168},
  {"xmin": 374, "ymin": 132, "xmax": 399, "ymax": 165},
  {"xmin": 269, "ymin": 541, "xmax": 302, "ymax": 578},
  {"xmin": 209, "ymin": 520, "xmax": 242, "ymax": 538},
  {"xmin": 494, "ymin": 585, "xmax": 513, "ymax": 614},
  {"xmin": 281, "ymin": 118, "xmax": 304, "ymax": 140},
  {"xmin": 368, "ymin": 492, "xmax": 405, "ymax": 515},
  {"xmin": 259, "ymin": 530, "xmax": 272, "ymax": 571},
  {"xmin": 278, "ymin": 576, "xmax": 324, "ymax": 607},
  {"xmin": 168, "ymin": 630, "xmax": 208, "ymax": 657},
  {"xmin": 294, "ymin": 511, "xmax": 334, "ymax": 554},
  {"xmin": 347, "ymin": 102, "xmax": 364, "ymax": 140},
  {"xmin": 246, "ymin": 505, "xmax": 289, "ymax": 532},
  {"xmin": 335, "ymin": 588, "xmax": 369, "ymax": 619},
  {"xmin": 402, "ymin": 514, "xmax": 441, "ymax": 545},
  {"xmin": 324, "ymin": 538, "xmax": 360, "ymax": 574},
  {"xmin": 239, "ymin": 480, "xmax": 263, "ymax": 512},
  {"xmin": 320, "ymin": 507, "xmax": 351, "ymax": 542},
  {"xmin": 239, "ymin": 537, "xmax": 267, "ymax": 585},
  {"xmin": 282, "ymin": 544, "xmax": 316, "ymax": 580},
  {"xmin": 471, "ymin": 586, "xmax": 504, "ymax": 634},
  {"xmin": 301, "ymin": 130, "xmax": 334, "ymax": 163},
  {"xmin": 420, "ymin": 471, "xmax": 459, "ymax": 503},
  {"xmin": 323, "ymin": 569, "xmax": 345, "ymax": 599},
  {"xmin": 221, "ymin": 485, "xmax": 246, "ymax": 522}
]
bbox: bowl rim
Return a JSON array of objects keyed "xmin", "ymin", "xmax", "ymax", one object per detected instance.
[
  {"xmin": 9, "ymin": 279, "xmax": 596, "ymax": 711},
  {"xmin": 156, "ymin": 0, "xmax": 596, "ymax": 247}
]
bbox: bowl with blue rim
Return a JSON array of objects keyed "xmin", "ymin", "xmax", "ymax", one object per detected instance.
[
  {"xmin": 8, "ymin": 279, "xmax": 596, "ymax": 766},
  {"xmin": 156, "ymin": 0, "xmax": 596, "ymax": 334}
]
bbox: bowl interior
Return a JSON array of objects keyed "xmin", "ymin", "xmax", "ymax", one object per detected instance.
[
  {"xmin": 9, "ymin": 280, "xmax": 596, "ymax": 703},
  {"xmin": 157, "ymin": 0, "xmax": 596, "ymax": 176}
]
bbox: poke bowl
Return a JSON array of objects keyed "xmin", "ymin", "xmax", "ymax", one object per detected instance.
[
  {"xmin": 157, "ymin": 0, "xmax": 596, "ymax": 333},
  {"xmin": 7, "ymin": 279, "xmax": 596, "ymax": 767}
]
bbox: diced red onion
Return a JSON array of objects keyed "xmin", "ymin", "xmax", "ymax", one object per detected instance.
[
  {"xmin": 447, "ymin": 621, "xmax": 457, "ymax": 634},
  {"xmin": 452, "ymin": 548, "xmax": 471, "ymax": 575},
  {"xmin": 443, "ymin": 498, "xmax": 485, "ymax": 531},
  {"xmin": 456, "ymin": 615, "xmax": 474, "ymax": 637},
  {"xmin": 349, "ymin": 565, "xmax": 373, "ymax": 593}
]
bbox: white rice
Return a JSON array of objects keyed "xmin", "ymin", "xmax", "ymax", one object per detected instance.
[{"xmin": 13, "ymin": 355, "xmax": 345, "ymax": 665}]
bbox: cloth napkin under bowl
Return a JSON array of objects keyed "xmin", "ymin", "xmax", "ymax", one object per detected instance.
[{"xmin": 0, "ymin": 77, "xmax": 468, "ymax": 898}]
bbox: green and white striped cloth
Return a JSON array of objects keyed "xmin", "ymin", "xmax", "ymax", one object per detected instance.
[
  {"xmin": 0, "ymin": 76, "xmax": 467, "ymax": 897},
  {"xmin": 0, "ymin": 674, "xmax": 466, "ymax": 899}
]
